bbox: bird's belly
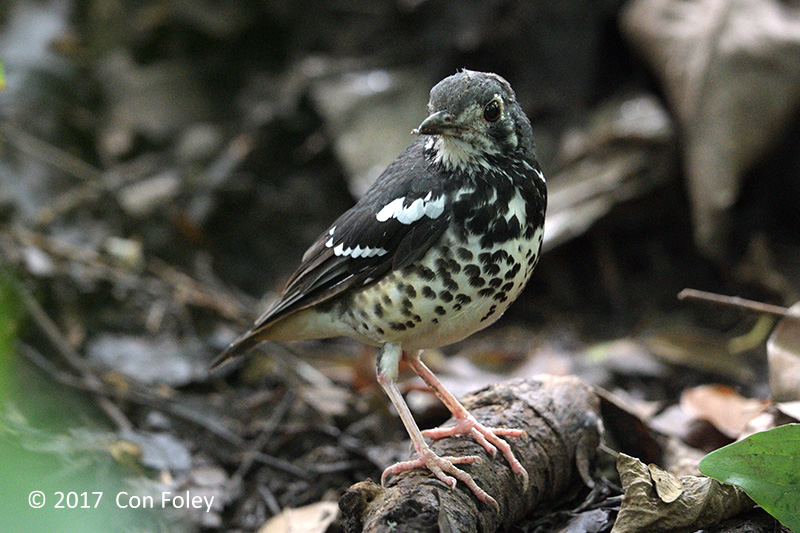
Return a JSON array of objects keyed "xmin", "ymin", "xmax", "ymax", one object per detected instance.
[{"xmin": 339, "ymin": 226, "xmax": 544, "ymax": 350}]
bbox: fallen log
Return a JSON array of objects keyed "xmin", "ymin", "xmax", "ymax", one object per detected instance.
[{"xmin": 339, "ymin": 375, "xmax": 603, "ymax": 533}]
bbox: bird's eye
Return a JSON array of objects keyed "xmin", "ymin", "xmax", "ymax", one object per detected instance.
[{"xmin": 483, "ymin": 100, "xmax": 501, "ymax": 122}]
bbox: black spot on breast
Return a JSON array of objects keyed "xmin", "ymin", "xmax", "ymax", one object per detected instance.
[
  {"xmin": 493, "ymin": 292, "xmax": 508, "ymax": 302},
  {"xmin": 449, "ymin": 259, "xmax": 461, "ymax": 274},
  {"xmin": 389, "ymin": 321, "xmax": 407, "ymax": 331},
  {"xmin": 359, "ymin": 309, "xmax": 368, "ymax": 319},
  {"xmin": 488, "ymin": 277, "xmax": 503, "ymax": 288},
  {"xmin": 412, "ymin": 314, "xmax": 422, "ymax": 322},
  {"xmin": 376, "ymin": 326, "xmax": 385, "ymax": 335},
  {"xmin": 440, "ymin": 291, "xmax": 453, "ymax": 302},
  {"xmin": 402, "ymin": 284, "xmax": 417, "ymax": 298},
  {"xmin": 479, "ymin": 288, "xmax": 495, "ymax": 298},
  {"xmin": 504, "ymin": 263, "xmax": 521, "ymax": 280},
  {"xmin": 401, "ymin": 298, "xmax": 412, "ymax": 309},
  {"xmin": 455, "ymin": 294, "xmax": 472, "ymax": 305},
  {"xmin": 405, "ymin": 320, "xmax": 416, "ymax": 328},
  {"xmin": 492, "ymin": 250, "xmax": 508, "ymax": 263},
  {"xmin": 361, "ymin": 321, "xmax": 369, "ymax": 330},
  {"xmin": 435, "ymin": 306, "xmax": 446, "ymax": 315},
  {"xmin": 416, "ymin": 266, "xmax": 436, "ymax": 281},
  {"xmin": 480, "ymin": 304, "xmax": 498, "ymax": 322},
  {"xmin": 506, "ymin": 215, "xmax": 521, "ymax": 239},
  {"xmin": 467, "ymin": 209, "xmax": 491, "ymax": 234},
  {"xmin": 456, "ymin": 247, "xmax": 473, "ymax": 261},
  {"xmin": 443, "ymin": 277, "xmax": 459, "ymax": 291},
  {"xmin": 478, "ymin": 252, "xmax": 493, "ymax": 265},
  {"xmin": 422, "ymin": 286, "xmax": 436, "ymax": 299},
  {"xmin": 468, "ymin": 276, "xmax": 485, "ymax": 288},
  {"xmin": 382, "ymin": 294, "xmax": 392, "ymax": 306},
  {"xmin": 437, "ymin": 246, "xmax": 453, "ymax": 259},
  {"xmin": 436, "ymin": 257, "xmax": 462, "ymax": 277},
  {"xmin": 483, "ymin": 263, "xmax": 501, "ymax": 276},
  {"xmin": 501, "ymin": 282, "xmax": 515, "ymax": 293},
  {"xmin": 464, "ymin": 264, "xmax": 481, "ymax": 278},
  {"xmin": 485, "ymin": 217, "xmax": 510, "ymax": 245}
]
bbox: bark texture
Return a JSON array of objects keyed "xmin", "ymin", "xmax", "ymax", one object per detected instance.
[{"xmin": 339, "ymin": 375, "xmax": 603, "ymax": 533}]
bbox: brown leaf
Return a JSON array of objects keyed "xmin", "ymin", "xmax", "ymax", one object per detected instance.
[
  {"xmin": 621, "ymin": 0, "xmax": 800, "ymax": 257},
  {"xmin": 648, "ymin": 463, "xmax": 683, "ymax": 503},
  {"xmin": 258, "ymin": 501, "xmax": 339, "ymax": 533},
  {"xmin": 642, "ymin": 327, "xmax": 754, "ymax": 382},
  {"xmin": 680, "ymin": 384, "xmax": 768, "ymax": 439},
  {"xmin": 612, "ymin": 453, "xmax": 753, "ymax": 533},
  {"xmin": 649, "ymin": 404, "xmax": 732, "ymax": 452},
  {"xmin": 775, "ymin": 401, "xmax": 800, "ymax": 422},
  {"xmin": 766, "ymin": 302, "xmax": 800, "ymax": 401},
  {"xmin": 544, "ymin": 93, "xmax": 675, "ymax": 251}
]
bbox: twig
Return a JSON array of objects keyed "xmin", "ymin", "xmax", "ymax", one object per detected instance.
[
  {"xmin": 268, "ymin": 341, "xmax": 337, "ymax": 389},
  {"xmin": 9, "ymin": 226, "xmax": 251, "ymax": 323},
  {"xmin": 147, "ymin": 257, "xmax": 250, "ymax": 324},
  {"xmin": 18, "ymin": 342, "xmax": 103, "ymax": 393},
  {"xmin": 15, "ymin": 282, "xmax": 134, "ymax": 432},
  {"xmin": 33, "ymin": 184, "xmax": 103, "ymax": 227},
  {"xmin": 0, "ymin": 121, "xmax": 103, "ymax": 182},
  {"xmin": 677, "ymin": 288, "xmax": 795, "ymax": 319},
  {"xmin": 250, "ymin": 452, "xmax": 308, "ymax": 478},
  {"xmin": 17, "ymin": 342, "xmax": 245, "ymax": 447},
  {"xmin": 258, "ymin": 485, "xmax": 282, "ymax": 517},
  {"xmin": 147, "ymin": 398, "xmax": 244, "ymax": 447},
  {"xmin": 227, "ymin": 389, "xmax": 299, "ymax": 493}
]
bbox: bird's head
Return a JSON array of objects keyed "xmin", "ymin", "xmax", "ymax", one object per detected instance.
[{"xmin": 414, "ymin": 70, "xmax": 534, "ymax": 172}]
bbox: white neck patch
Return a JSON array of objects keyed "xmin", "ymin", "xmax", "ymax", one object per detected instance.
[{"xmin": 427, "ymin": 135, "xmax": 494, "ymax": 173}]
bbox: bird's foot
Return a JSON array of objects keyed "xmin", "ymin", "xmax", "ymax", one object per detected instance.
[
  {"xmin": 381, "ymin": 447, "xmax": 499, "ymax": 507},
  {"xmin": 422, "ymin": 414, "xmax": 529, "ymax": 487}
]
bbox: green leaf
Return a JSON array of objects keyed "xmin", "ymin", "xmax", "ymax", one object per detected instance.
[
  {"xmin": 0, "ymin": 268, "xmax": 21, "ymax": 402},
  {"xmin": 700, "ymin": 424, "xmax": 800, "ymax": 532}
]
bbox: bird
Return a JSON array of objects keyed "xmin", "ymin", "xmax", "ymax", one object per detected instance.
[{"xmin": 212, "ymin": 70, "xmax": 547, "ymax": 506}]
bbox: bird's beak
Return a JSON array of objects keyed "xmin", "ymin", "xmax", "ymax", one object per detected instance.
[{"xmin": 413, "ymin": 111, "xmax": 461, "ymax": 136}]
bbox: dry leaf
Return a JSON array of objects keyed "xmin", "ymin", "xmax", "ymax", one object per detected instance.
[
  {"xmin": 648, "ymin": 463, "xmax": 683, "ymax": 503},
  {"xmin": 766, "ymin": 302, "xmax": 800, "ymax": 401},
  {"xmin": 544, "ymin": 93, "xmax": 675, "ymax": 251},
  {"xmin": 621, "ymin": 0, "xmax": 800, "ymax": 257},
  {"xmin": 680, "ymin": 384, "xmax": 768, "ymax": 439},
  {"xmin": 740, "ymin": 402, "xmax": 800, "ymax": 438},
  {"xmin": 649, "ymin": 404, "xmax": 731, "ymax": 452},
  {"xmin": 775, "ymin": 401, "xmax": 800, "ymax": 421},
  {"xmin": 642, "ymin": 327, "xmax": 754, "ymax": 382},
  {"xmin": 258, "ymin": 501, "xmax": 339, "ymax": 533},
  {"xmin": 612, "ymin": 453, "xmax": 753, "ymax": 533}
]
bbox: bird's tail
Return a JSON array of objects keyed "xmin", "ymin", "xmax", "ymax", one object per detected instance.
[{"xmin": 210, "ymin": 330, "xmax": 261, "ymax": 371}]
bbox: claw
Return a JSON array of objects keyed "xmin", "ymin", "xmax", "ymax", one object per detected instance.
[
  {"xmin": 421, "ymin": 414, "xmax": 529, "ymax": 487},
  {"xmin": 382, "ymin": 448, "xmax": 497, "ymax": 507}
]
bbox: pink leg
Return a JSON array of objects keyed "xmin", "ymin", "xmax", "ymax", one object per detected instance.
[
  {"xmin": 406, "ymin": 354, "xmax": 529, "ymax": 487},
  {"xmin": 376, "ymin": 343, "xmax": 499, "ymax": 506}
]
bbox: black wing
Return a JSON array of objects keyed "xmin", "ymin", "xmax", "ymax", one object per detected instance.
[{"xmin": 212, "ymin": 138, "xmax": 449, "ymax": 367}]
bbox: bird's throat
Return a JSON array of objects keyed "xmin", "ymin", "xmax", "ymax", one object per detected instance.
[{"xmin": 427, "ymin": 135, "xmax": 492, "ymax": 174}]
